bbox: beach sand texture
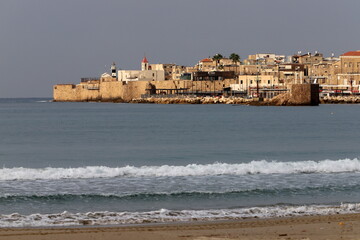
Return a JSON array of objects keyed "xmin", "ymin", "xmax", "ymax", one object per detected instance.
[{"xmin": 1, "ymin": 213, "xmax": 360, "ymax": 240}]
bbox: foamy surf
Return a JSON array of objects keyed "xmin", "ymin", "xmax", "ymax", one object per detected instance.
[
  {"xmin": 1, "ymin": 158, "xmax": 360, "ymax": 181},
  {"xmin": 1, "ymin": 203, "xmax": 360, "ymax": 227}
]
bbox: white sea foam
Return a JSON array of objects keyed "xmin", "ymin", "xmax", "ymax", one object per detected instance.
[
  {"xmin": 1, "ymin": 203, "xmax": 360, "ymax": 227},
  {"xmin": 1, "ymin": 158, "xmax": 360, "ymax": 181}
]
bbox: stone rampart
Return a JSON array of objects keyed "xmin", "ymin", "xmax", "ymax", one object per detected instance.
[
  {"xmin": 53, "ymin": 79, "xmax": 238, "ymax": 102},
  {"xmin": 54, "ymin": 81, "xmax": 319, "ymax": 106}
]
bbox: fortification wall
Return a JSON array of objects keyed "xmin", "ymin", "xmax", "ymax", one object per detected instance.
[
  {"xmin": 53, "ymin": 81, "xmax": 319, "ymax": 106},
  {"xmin": 53, "ymin": 79, "xmax": 239, "ymax": 102},
  {"xmin": 121, "ymin": 81, "xmax": 149, "ymax": 101},
  {"xmin": 150, "ymin": 79, "xmax": 238, "ymax": 93},
  {"xmin": 53, "ymin": 84, "xmax": 81, "ymax": 101},
  {"xmin": 53, "ymin": 84, "xmax": 101, "ymax": 102},
  {"xmin": 100, "ymin": 81, "xmax": 124, "ymax": 101}
]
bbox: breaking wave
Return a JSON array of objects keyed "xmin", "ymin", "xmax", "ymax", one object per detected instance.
[
  {"xmin": 1, "ymin": 203, "xmax": 360, "ymax": 227},
  {"xmin": 1, "ymin": 158, "xmax": 360, "ymax": 181}
]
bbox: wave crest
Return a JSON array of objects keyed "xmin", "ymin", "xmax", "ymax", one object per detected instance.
[{"xmin": 1, "ymin": 158, "xmax": 360, "ymax": 181}]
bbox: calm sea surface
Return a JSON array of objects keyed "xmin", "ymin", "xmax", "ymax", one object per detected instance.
[{"xmin": 0, "ymin": 98, "xmax": 360, "ymax": 226}]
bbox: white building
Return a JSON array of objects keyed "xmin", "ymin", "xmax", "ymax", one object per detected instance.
[{"xmin": 118, "ymin": 57, "xmax": 165, "ymax": 82}]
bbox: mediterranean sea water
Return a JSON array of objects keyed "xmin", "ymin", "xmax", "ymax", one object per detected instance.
[{"xmin": 1, "ymin": 98, "xmax": 360, "ymax": 227}]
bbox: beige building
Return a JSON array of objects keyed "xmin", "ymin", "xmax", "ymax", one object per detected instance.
[
  {"xmin": 171, "ymin": 65, "xmax": 187, "ymax": 80},
  {"xmin": 198, "ymin": 58, "xmax": 216, "ymax": 71},
  {"xmin": 233, "ymin": 75, "xmax": 279, "ymax": 91},
  {"xmin": 150, "ymin": 63, "xmax": 175, "ymax": 80},
  {"xmin": 312, "ymin": 60, "xmax": 340, "ymax": 85},
  {"xmin": 245, "ymin": 53, "xmax": 285, "ymax": 65},
  {"xmin": 338, "ymin": 51, "xmax": 360, "ymax": 89}
]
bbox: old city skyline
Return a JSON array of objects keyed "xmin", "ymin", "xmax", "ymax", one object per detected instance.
[{"xmin": 1, "ymin": 0, "xmax": 360, "ymax": 97}]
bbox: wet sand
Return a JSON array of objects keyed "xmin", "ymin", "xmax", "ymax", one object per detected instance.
[{"xmin": 1, "ymin": 213, "xmax": 360, "ymax": 240}]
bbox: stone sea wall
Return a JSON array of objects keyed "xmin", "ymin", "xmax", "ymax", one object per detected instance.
[
  {"xmin": 54, "ymin": 80, "xmax": 320, "ymax": 106},
  {"xmin": 53, "ymin": 79, "xmax": 238, "ymax": 102}
]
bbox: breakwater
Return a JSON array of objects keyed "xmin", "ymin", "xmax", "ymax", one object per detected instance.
[
  {"xmin": 321, "ymin": 96, "xmax": 360, "ymax": 104},
  {"xmin": 130, "ymin": 96, "xmax": 254, "ymax": 105}
]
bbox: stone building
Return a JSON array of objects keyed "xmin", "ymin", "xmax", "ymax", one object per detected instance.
[
  {"xmin": 338, "ymin": 51, "xmax": 360, "ymax": 89},
  {"xmin": 312, "ymin": 59, "xmax": 340, "ymax": 85}
]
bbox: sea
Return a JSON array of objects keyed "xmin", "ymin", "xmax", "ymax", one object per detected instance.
[{"xmin": 1, "ymin": 98, "xmax": 360, "ymax": 227}]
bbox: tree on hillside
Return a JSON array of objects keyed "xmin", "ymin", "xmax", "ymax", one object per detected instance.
[
  {"xmin": 229, "ymin": 53, "xmax": 241, "ymax": 76},
  {"xmin": 212, "ymin": 53, "xmax": 223, "ymax": 70}
]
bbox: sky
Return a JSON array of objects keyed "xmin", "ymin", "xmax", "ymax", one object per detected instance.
[{"xmin": 0, "ymin": 0, "xmax": 359, "ymax": 98}]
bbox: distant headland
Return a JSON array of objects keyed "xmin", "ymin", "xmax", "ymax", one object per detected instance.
[{"xmin": 53, "ymin": 51, "xmax": 360, "ymax": 105}]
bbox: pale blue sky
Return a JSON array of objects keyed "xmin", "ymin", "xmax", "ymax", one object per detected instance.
[{"xmin": 0, "ymin": 0, "xmax": 359, "ymax": 97}]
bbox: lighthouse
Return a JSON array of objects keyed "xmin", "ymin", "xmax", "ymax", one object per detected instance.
[{"xmin": 111, "ymin": 62, "xmax": 117, "ymax": 79}]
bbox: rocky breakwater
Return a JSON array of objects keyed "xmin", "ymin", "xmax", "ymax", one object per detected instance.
[
  {"xmin": 321, "ymin": 95, "xmax": 360, "ymax": 104},
  {"xmin": 130, "ymin": 96, "xmax": 293, "ymax": 105},
  {"xmin": 130, "ymin": 96, "xmax": 255, "ymax": 104}
]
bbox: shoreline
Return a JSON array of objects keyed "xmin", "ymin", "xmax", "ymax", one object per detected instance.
[{"xmin": 2, "ymin": 213, "xmax": 360, "ymax": 239}]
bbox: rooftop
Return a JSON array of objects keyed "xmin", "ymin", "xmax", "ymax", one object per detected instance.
[
  {"xmin": 200, "ymin": 58, "xmax": 213, "ymax": 62},
  {"xmin": 341, "ymin": 51, "xmax": 360, "ymax": 57},
  {"xmin": 142, "ymin": 56, "xmax": 149, "ymax": 63}
]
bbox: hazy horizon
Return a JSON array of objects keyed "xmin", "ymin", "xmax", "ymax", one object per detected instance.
[{"xmin": 1, "ymin": 0, "xmax": 359, "ymax": 98}]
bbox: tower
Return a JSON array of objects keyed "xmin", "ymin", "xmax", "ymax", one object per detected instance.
[
  {"xmin": 111, "ymin": 62, "xmax": 117, "ymax": 79},
  {"xmin": 141, "ymin": 56, "xmax": 149, "ymax": 71}
]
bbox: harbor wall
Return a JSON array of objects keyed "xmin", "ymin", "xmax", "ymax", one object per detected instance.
[
  {"xmin": 53, "ymin": 81, "xmax": 319, "ymax": 106},
  {"xmin": 53, "ymin": 79, "xmax": 238, "ymax": 102}
]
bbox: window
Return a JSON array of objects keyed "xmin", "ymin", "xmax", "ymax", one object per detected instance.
[
  {"xmin": 268, "ymin": 80, "xmax": 270, "ymax": 84},
  {"xmin": 250, "ymin": 80, "xmax": 253, "ymax": 84},
  {"xmin": 240, "ymin": 80, "xmax": 243, "ymax": 84}
]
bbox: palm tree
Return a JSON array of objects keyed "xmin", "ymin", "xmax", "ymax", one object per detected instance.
[
  {"xmin": 212, "ymin": 53, "xmax": 223, "ymax": 70},
  {"xmin": 229, "ymin": 53, "xmax": 240, "ymax": 76}
]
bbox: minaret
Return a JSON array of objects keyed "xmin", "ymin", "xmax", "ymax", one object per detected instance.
[
  {"xmin": 111, "ymin": 62, "xmax": 117, "ymax": 79},
  {"xmin": 141, "ymin": 56, "xmax": 149, "ymax": 71}
]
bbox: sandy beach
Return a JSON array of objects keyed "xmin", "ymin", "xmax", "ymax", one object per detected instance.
[{"xmin": 1, "ymin": 213, "xmax": 360, "ymax": 240}]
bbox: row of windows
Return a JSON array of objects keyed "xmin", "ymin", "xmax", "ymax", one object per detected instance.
[
  {"xmin": 344, "ymin": 62, "xmax": 360, "ymax": 68},
  {"xmin": 240, "ymin": 80, "xmax": 273, "ymax": 84}
]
